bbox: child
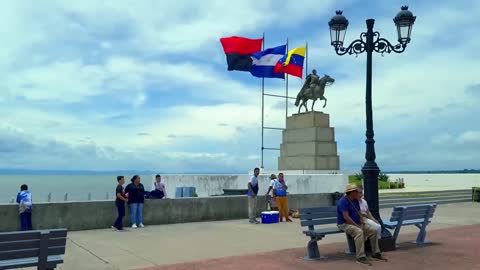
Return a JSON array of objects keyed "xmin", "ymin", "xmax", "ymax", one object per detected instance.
[
  {"xmin": 16, "ymin": 184, "xmax": 33, "ymax": 231},
  {"xmin": 112, "ymin": 176, "xmax": 128, "ymax": 231}
]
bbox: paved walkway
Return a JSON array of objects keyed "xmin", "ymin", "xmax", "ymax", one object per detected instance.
[
  {"xmin": 141, "ymin": 224, "xmax": 480, "ymax": 270},
  {"xmin": 47, "ymin": 202, "xmax": 479, "ymax": 270}
]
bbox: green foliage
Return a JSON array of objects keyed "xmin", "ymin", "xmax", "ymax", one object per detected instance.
[
  {"xmin": 379, "ymin": 181, "xmax": 390, "ymax": 189},
  {"xmin": 348, "ymin": 174, "xmax": 405, "ymax": 190},
  {"xmin": 354, "ymin": 173, "xmax": 363, "ymax": 181},
  {"xmin": 379, "ymin": 173, "xmax": 389, "ymax": 182}
]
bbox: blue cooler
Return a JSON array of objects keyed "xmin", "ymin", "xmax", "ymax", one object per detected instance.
[{"xmin": 261, "ymin": 211, "xmax": 279, "ymax": 224}]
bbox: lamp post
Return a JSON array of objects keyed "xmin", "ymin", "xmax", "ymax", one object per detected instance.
[{"xmin": 328, "ymin": 6, "xmax": 416, "ymax": 245}]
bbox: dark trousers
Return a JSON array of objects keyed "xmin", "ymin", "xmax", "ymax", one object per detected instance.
[
  {"xmin": 113, "ymin": 201, "xmax": 125, "ymax": 229},
  {"xmin": 19, "ymin": 212, "xmax": 32, "ymax": 231}
]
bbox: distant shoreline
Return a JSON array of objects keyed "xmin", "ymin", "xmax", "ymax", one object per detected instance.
[{"xmin": 0, "ymin": 169, "xmax": 478, "ymax": 175}]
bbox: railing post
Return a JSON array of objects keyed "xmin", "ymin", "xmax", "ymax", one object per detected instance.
[
  {"xmin": 88, "ymin": 192, "xmax": 92, "ymax": 201},
  {"xmin": 64, "ymin": 193, "xmax": 68, "ymax": 201}
]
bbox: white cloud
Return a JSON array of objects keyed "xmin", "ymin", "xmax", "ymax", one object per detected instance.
[
  {"xmin": 456, "ymin": 131, "xmax": 480, "ymax": 144},
  {"xmin": 1, "ymin": 0, "xmax": 479, "ymax": 172}
]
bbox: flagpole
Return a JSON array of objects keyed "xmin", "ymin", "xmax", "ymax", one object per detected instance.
[
  {"xmin": 285, "ymin": 38, "xmax": 289, "ymax": 122},
  {"xmin": 305, "ymin": 41, "xmax": 309, "ymax": 77},
  {"xmin": 261, "ymin": 32, "xmax": 265, "ymax": 169}
]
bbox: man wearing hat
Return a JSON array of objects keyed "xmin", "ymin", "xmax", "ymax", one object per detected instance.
[{"xmin": 337, "ymin": 183, "xmax": 387, "ymax": 265}]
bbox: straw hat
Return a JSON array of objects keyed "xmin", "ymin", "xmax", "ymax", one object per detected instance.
[
  {"xmin": 270, "ymin": 174, "xmax": 277, "ymax": 180},
  {"xmin": 345, "ymin": 183, "xmax": 359, "ymax": 193}
]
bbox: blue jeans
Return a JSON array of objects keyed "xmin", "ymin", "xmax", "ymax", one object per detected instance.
[
  {"xmin": 19, "ymin": 212, "xmax": 32, "ymax": 231},
  {"xmin": 129, "ymin": 203, "xmax": 143, "ymax": 225}
]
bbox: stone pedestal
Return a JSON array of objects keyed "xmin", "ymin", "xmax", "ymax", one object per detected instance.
[{"xmin": 278, "ymin": 112, "xmax": 340, "ymax": 170}]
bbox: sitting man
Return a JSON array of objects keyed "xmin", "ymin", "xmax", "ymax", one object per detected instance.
[{"xmin": 337, "ymin": 183, "xmax": 387, "ymax": 265}]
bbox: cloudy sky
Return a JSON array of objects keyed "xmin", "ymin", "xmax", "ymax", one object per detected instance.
[{"xmin": 0, "ymin": 0, "xmax": 479, "ymax": 173}]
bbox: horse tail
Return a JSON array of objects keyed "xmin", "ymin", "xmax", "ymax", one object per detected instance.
[{"xmin": 294, "ymin": 93, "xmax": 302, "ymax": 106}]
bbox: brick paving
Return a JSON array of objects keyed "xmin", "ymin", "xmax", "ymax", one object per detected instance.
[{"xmin": 139, "ymin": 224, "xmax": 480, "ymax": 270}]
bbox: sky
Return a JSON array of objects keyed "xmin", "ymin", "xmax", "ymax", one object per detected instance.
[{"xmin": 0, "ymin": 0, "xmax": 479, "ymax": 173}]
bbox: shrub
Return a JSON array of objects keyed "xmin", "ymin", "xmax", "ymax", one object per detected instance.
[
  {"xmin": 379, "ymin": 173, "xmax": 389, "ymax": 182},
  {"xmin": 389, "ymin": 182, "xmax": 398, "ymax": 189},
  {"xmin": 354, "ymin": 173, "xmax": 363, "ymax": 181},
  {"xmin": 379, "ymin": 181, "xmax": 390, "ymax": 189}
]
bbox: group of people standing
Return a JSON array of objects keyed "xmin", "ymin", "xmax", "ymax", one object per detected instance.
[
  {"xmin": 247, "ymin": 168, "xmax": 291, "ymax": 224},
  {"xmin": 112, "ymin": 174, "xmax": 167, "ymax": 231}
]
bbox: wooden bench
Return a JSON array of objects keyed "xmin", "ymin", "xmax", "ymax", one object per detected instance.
[
  {"xmin": 382, "ymin": 204, "xmax": 437, "ymax": 245},
  {"xmin": 0, "ymin": 229, "xmax": 67, "ymax": 270},
  {"xmin": 299, "ymin": 206, "xmax": 351, "ymax": 260}
]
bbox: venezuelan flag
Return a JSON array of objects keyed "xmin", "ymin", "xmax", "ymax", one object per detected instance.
[{"xmin": 273, "ymin": 47, "xmax": 306, "ymax": 78}]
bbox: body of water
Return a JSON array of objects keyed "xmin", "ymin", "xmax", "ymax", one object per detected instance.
[{"xmin": 0, "ymin": 174, "xmax": 156, "ymax": 203}]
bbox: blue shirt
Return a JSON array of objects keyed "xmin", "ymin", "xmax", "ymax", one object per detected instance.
[
  {"xmin": 273, "ymin": 179, "xmax": 288, "ymax": 196},
  {"xmin": 337, "ymin": 196, "xmax": 361, "ymax": 225}
]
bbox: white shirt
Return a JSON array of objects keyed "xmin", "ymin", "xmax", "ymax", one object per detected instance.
[
  {"xmin": 359, "ymin": 199, "xmax": 369, "ymax": 215},
  {"xmin": 268, "ymin": 179, "xmax": 276, "ymax": 195},
  {"xmin": 249, "ymin": 175, "xmax": 258, "ymax": 186}
]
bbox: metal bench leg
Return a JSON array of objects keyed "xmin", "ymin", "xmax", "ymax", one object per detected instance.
[
  {"xmin": 413, "ymin": 224, "xmax": 430, "ymax": 245},
  {"xmin": 304, "ymin": 236, "xmax": 326, "ymax": 260}
]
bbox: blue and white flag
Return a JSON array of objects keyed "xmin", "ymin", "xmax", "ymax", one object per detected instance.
[{"xmin": 250, "ymin": 45, "xmax": 286, "ymax": 79}]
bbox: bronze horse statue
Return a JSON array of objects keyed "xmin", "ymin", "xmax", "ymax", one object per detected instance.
[{"xmin": 295, "ymin": 70, "xmax": 335, "ymax": 113}]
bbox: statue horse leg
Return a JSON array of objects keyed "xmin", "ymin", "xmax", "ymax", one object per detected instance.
[
  {"xmin": 303, "ymin": 99, "xmax": 309, "ymax": 112},
  {"xmin": 322, "ymin": 96, "xmax": 327, "ymax": 108},
  {"xmin": 311, "ymin": 99, "xmax": 316, "ymax": 111}
]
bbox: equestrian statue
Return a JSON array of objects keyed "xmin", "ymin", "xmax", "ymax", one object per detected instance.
[{"xmin": 294, "ymin": 69, "xmax": 335, "ymax": 113}]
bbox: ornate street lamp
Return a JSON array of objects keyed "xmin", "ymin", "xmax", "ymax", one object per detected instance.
[{"xmin": 328, "ymin": 6, "xmax": 416, "ymax": 249}]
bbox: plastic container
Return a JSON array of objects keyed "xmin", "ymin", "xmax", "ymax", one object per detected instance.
[{"xmin": 261, "ymin": 211, "xmax": 279, "ymax": 224}]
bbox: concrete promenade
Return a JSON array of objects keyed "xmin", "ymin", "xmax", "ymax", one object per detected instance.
[{"xmin": 22, "ymin": 202, "xmax": 479, "ymax": 270}]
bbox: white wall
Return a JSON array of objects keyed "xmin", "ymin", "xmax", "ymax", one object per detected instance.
[
  {"xmin": 388, "ymin": 174, "xmax": 480, "ymax": 189},
  {"xmin": 152, "ymin": 174, "xmax": 348, "ymax": 197}
]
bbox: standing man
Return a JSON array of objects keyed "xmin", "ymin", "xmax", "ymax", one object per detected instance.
[
  {"xmin": 112, "ymin": 176, "xmax": 128, "ymax": 231},
  {"xmin": 337, "ymin": 184, "xmax": 387, "ymax": 265},
  {"xmin": 248, "ymin": 167, "xmax": 260, "ymax": 224}
]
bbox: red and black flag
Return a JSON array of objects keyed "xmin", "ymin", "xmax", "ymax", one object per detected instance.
[{"xmin": 220, "ymin": 36, "xmax": 263, "ymax": 71}]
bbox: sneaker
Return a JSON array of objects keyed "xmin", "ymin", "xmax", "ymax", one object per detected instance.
[
  {"xmin": 131, "ymin": 224, "xmax": 138, "ymax": 229},
  {"xmin": 286, "ymin": 218, "xmax": 293, "ymax": 222},
  {"xmin": 371, "ymin": 253, "xmax": 388, "ymax": 262},
  {"xmin": 138, "ymin": 223, "xmax": 145, "ymax": 228},
  {"xmin": 254, "ymin": 219, "xmax": 260, "ymax": 224},
  {"xmin": 249, "ymin": 219, "xmax": 256, "ymax": 224},
  {"xmin": 356, "ymin": 257, "xmax": 372, "ymax": 266},
  {"xmin": 111, "ymin": 226, "xmax": 118, "ymax": 231}
]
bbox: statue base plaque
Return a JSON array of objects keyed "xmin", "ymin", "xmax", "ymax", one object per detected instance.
[{"xmin": 278, "ymin": 112, "xmax": 340, "ymax": 171}]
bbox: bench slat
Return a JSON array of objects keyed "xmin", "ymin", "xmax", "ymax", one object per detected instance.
[
  {"xmin": 0, "ymin": 246, "xmax": 65, "ymax": 261},
  {"xmin": 42, "ymin": 229, "xmax": 67, "ymax": 238},
  {"xmin": 303, "ymin": 228, "xmax": 342, "ymax": 236},
  {"xmin": 300, "ymin": 217, "xmax": 337, "ymax": 227},
  {"xmin": 0, "ymin": 238, "xmax": 66, "ymax": 252},
  {"xmin": 384, "ymin": 219, "xmax": 429, "ymax": 228},
  {"xmin": 392, "ymin": 204, "xmax": 437, "ymax": 211},
  {"xmin": 0, "ymin": 255, "xmax": 63, "ymax": 270},
  {"xmin": 300, "ymin": 212, "xmax": 337, "ymax": 220},
  {"xmin": 299, "ymin": 206, "xmax": 337, "ymax": 214},
  {"xmin": 390, "ymin": 209, "xmax": 435, "ymax": 219},
  {"xmin": 0, "ymin": 232, "xmax": 40, "ymax": 243}
]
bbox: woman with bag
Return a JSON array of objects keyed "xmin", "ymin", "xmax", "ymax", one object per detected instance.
[{"xmin": 274, "ymin": 173, "xmax": 292, "ymax": 222}]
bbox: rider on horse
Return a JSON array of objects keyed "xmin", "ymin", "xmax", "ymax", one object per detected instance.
[{"xmin": 295, "ymin": 69, "xmax": 320, "ymax": 107}]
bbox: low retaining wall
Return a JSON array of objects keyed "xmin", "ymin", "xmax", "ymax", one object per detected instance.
[
  {"xmin": 0, "ymin": 193, "xmax": 332, "ymax": 232},
  {"xmin": 159, "ymin": 174, "xmax": 347, "ymax": 197}
]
